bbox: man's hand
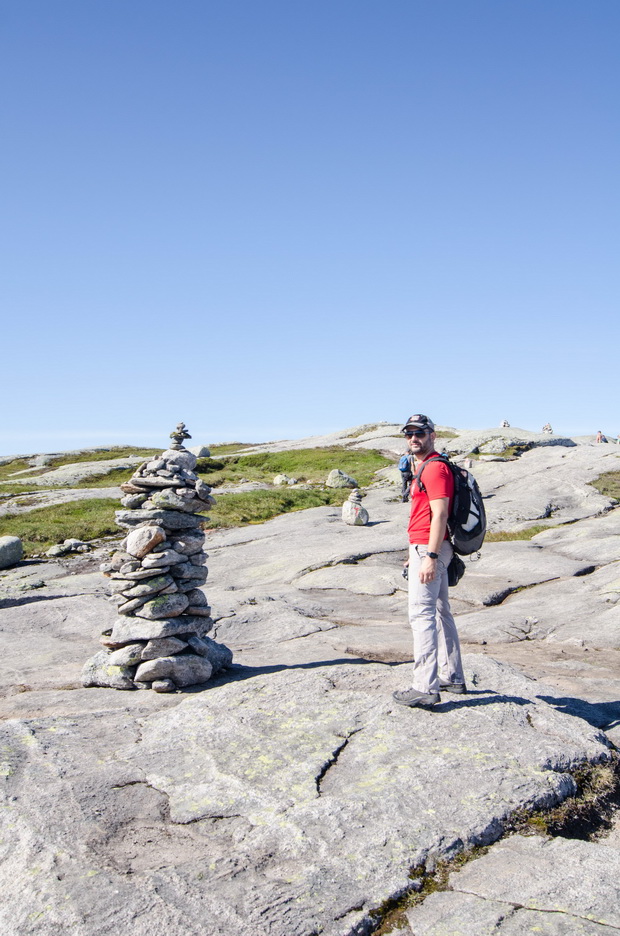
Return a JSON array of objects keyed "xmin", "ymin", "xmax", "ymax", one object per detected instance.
[{"xmin": 419, "ymin": 556, "xmax": 437, "ymax": 584}]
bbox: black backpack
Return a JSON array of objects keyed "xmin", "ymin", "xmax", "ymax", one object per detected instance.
[{"xmin": 413, "ymin": 456, "xmax": 486, "ymax": 555}]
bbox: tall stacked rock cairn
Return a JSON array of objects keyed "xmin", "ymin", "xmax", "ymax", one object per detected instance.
[{"xmin": 82, "ymin": 423, "xmax": 233, "ymax": 693}]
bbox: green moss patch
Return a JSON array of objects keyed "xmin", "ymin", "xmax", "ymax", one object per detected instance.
[{"xmin": 591, "ymin": 470, "xmax": 620, "ymax": 501}]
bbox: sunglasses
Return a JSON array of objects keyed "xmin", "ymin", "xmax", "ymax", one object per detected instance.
[{"xmin": 405, "ymin": 429, "xmax": 429, "ymax": 438}]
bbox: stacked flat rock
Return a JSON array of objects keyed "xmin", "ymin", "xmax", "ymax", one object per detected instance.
[{"xmin": 81, "ymin": 423, "xmax": 233, "ymax": 692}]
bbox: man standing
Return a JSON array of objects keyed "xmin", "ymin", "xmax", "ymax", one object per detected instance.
[{"xmin": 393, "ymin": 414, "xmax": 466, "ymax": 709}]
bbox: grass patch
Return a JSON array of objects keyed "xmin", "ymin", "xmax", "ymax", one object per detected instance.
[
  {"xmin": 485, "ymin": 524, "xmax": 558, "ymax": 542},
  {"xmin": 196, "ymin": 447, "xmax": 391, "ymax": 488},
  {"xmin": 436, "ymin": 430, "xmax": 458, "ymax": 439},
  {"xmin": 208, "ymin": 442, "xmax": 255, "ymax": 456},
  {"xmin": 74, "ymin": 467, "xmax": 139, "ymax": 488},
  {"xmin": 43, "ymin": 447, "xmax": 160, "ymax": 469},
  {"xmin": 205, "ymin": 488, "xmax": 350, "ymax": 528},
  {"xmin": 0, "ymin": 499, "xmax": 120, "ymax": 556},
  {"xmin": 0, "ymin": 459, "xmax": 36, "ymax": 482},
  {"xmin": 591, "ymin": 470, "xmax": 620, "ymax": 501}
]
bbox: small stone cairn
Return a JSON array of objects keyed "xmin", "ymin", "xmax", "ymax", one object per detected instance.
[
  {"xmin": 341, "ymin": 489, "xmax": 369, "ymax": 526},
  {"xmin": 82, "ymin": 423, "xmax": 232, "ymax": 692}
]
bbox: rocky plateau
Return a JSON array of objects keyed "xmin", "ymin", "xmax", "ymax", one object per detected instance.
[{"xmin": 1, "ymin": 423, "xmax": 620, "ymax": 935}]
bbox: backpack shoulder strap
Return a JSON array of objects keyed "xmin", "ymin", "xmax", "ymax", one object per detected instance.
[{"xmin": 412, "ymin": 455, "xmax": 450, "ymax": 493}]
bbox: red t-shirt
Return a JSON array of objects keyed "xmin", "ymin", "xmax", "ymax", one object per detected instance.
[{"xmin": 407, "ymin": 453, "xmax": 454, "ymax": 544}]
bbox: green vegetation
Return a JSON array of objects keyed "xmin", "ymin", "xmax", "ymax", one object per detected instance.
[
  {"xmin": 196, "ymin": 446, "xmax": 391, "ymax": 488},
  {"xmin": 208, "ymin": 442, "xmax": 255, "ymax": 456},
  {"xmin": 0, "ymin": 499, "xmax": 119, "ymax": 557},
  {"xmin": 436, "ymin": 430, "xmax": 458, "ymax": 440},
  {"xmin": 205, "ymin": 487, "xmax": 350, "ymax": 529},
  {"xmin": 0, "ymin": 459, "xmax": 35, "ymax": 482},
  {"xmin": 591, "ymin": 470, "xmax": 620, "ymax": 501},
  {"xmin": 74, "ymin": 467, "xmax": 138, "ymax": 488},
  {"xmin": 0, "ymin": 445, "xmax": 389, "ymax": 551},
  {"xmin": 485, "ymin": 524, "xmax": 558, "ymax": 542},
  {"xmin": 42, "ymin": 447, "xmax": 160, "ymax": 468}
]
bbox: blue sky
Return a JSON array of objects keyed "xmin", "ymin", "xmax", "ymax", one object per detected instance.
[{"xmin": 2, "ymin": 1, "xmax": 619, "ymax": 453}]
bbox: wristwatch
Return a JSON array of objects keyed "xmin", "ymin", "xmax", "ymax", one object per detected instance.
[{"xmin": 427, "ymin": 551, "xmax": 439, "ymax": 559}]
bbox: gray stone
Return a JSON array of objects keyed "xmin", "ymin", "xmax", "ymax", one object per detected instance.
[
  {"xmin": 80, "ymin": 649, "xmax": 136, "ymax": 689},
  {"xmin": 141, "ymin": 637, "xmax": 188, "ymax": 659},
  {"xmin": 160, "ymin": 447, "xmax": 198, "ymax": 471},
  {"xmin": 149, "ymin": 489, "xmax": 192, "ymax": 511},
  {"xmin": 170, "ymin": 532, "xmax": 205, "ymax": 556},
  {"xmin": 326, "ymin": 468, "xmax": 358, "ymax": 488},
  {"xmin": 120, "ymin": 493, "xmax": 148, "ymax": 508},
  {"xmin": 115, "ymin": 509, "xmax": 205, "ymax": 530},
  {"xmin": 141, "ymin": 548, "xmax": 188, "ymax": 568},
  {"xmin": 110, "ymin": 564, "xmax": 171, "ymax": 581},
  {"xmin": 117, "ymin": 595, "xmax": 149, "ymax": 615},
  {"xmin": 118, "ymin": 574, "xmax": 175, "ymax": 599},
  {"xmin": 186, "ymin": 635, "xmax": 233, "ymax": 673},
  {"xmin": 107, "ymin": 614, "xmax": 209, "ymax": 645},
  {"xmin": 195, "ymin": 479, "xmax": 212, "ymax": 499},
  {"xmin": 107, "ymin": 643, "xmax": 145, "ymax": 666},
  {"xmin": 133, "ymin": 593, "xmax": 190, "ymax": 619},
  {"xmin": 152, "ymin": 678, "xmax": 177, "ymax": 692},
  {"xmin": 0, "ymin": 535, "xmax": 23, "ymax": 569},
  {"xmin": 134, "ymin": 653, "xmax": 213, "ymax": 686},
  {"xmin": 188, "ymin": 445, "xmax": 211, "ymax": 457}
]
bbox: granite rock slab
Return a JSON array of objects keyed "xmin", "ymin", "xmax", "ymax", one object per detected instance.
[
  {"xmin": 0, "ymin": 656, "xmax": 611, "ymax": 936},
  {"xmin": 457, "ymin": 561, "xmax": 620, "ymax": 648},
  {"xmin": 406, "ymin": 833, "xmax": 620, "ymax": 934}
]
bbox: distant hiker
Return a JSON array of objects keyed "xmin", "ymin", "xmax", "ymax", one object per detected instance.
[
  {"xmin": 542, "ymin": 423, "xmax": 553, "ymax": 433},
  {"xmin": 393, "ymin": 414, "xmax": 466, "ymax": 709},
  {"xmin": 398, "ymin": 452, "xmax": 414, "ymax": 502},
  {"xmin": 500, "ymin": 419, "xmax": 510, "ymax": 428},
  {"xmin": 596, "ymin": 430, "xmax": 608, "ymax": 443}
]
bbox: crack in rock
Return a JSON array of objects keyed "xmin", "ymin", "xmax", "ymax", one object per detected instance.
[{"xmin": 315, "ymin": 728, "xmax": 362, "ymax": 795}]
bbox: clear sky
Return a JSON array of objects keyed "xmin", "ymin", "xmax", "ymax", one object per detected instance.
[{"xmin": 2, "ymin": 0, "xmax": 619, "ymax": 454}]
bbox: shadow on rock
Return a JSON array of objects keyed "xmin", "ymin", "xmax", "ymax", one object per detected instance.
[{"xmin": 538, "ymin": 693, "xmax": 620, "ymax": 730}]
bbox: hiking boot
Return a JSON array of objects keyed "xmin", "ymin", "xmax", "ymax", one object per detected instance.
[
  {"xmin": 439, "ymin": 680, "xmax": 467, "ymax": 694},
  {"xmin": 392, "ymin": 687, "xmax": 440, "ymax": 708}
]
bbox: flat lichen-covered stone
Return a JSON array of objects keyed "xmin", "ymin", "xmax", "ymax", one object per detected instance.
[
  {"xmin": 107, "ymin": 614, "xmax": 209, "ymax": 645},
  {"xmin": 80, "ymin": 650, "xmax": 136, "ymax": 689},
  {"xmin": 133, "ymin": 593, "xmax": 189, "ymax": 619}
]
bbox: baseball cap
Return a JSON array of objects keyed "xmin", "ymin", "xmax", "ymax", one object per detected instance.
[{"xmin": 401, "ymin": 414, "xmax": 435, "ymax": 433}]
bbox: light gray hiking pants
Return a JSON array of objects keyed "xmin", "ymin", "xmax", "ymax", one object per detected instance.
[{"xmin": 408, "ymin": 540, "xmax": 464, "ymax": 694}]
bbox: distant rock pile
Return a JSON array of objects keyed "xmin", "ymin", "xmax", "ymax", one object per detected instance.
[
  {"xmin": 342, "ymin": 489, "xmax": 369, "ymax": 526},
  {"xmin": 81, "ymin": 423, "xmax": 232, "ymax": 692}
]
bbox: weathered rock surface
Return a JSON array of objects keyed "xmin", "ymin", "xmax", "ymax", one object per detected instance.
[
  {"xmin": 405, "ymin": 833, "xmax": 620, "ymax": 935},
  {"xmin": 0, "ymin": 657, "xmax": 612, "ymax": 936},
  {"xmin": 3, "ymin": 426, "xmax": 620, "ymax": 935}
]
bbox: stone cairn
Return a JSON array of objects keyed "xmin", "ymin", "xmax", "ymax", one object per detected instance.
[
  {"xmin": 82, "ymin": 423, "xmax": 232, "ymax": 692},
  {"xmin": 341, "ymin": 489, "xmax": 369, "ymax": 526}
]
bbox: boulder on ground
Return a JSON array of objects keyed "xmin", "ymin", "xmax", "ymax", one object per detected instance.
[
  {"xmin": 326, "ymin": 469, "xmax": 358, "ymax": 488},
  {"xmin": 0, "ymin": 535, "xmax": 23, "ymax": 569}
]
